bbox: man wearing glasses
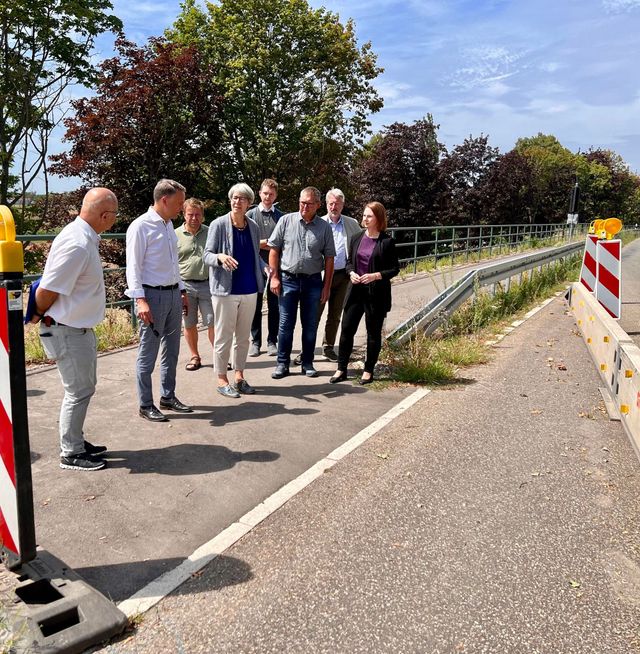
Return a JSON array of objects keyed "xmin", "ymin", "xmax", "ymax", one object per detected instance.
[
  {"xmin": 268, "ymin": 186, "xmax": 335, "ymax": 379},
  {"xmin": 126, "ymin": 179, "xmax": 192, "ymax": 422},
  {"xmin": 32, "ymin": 187, "xmax": 119, "ymax": 471}
]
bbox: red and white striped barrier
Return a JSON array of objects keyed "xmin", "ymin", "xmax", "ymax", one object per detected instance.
[
  {"xmin": 596, "ymin": 239, "xmax": 622, "ymax": 319},
  {"xmin": 0, "ymin": 286, "xmax": 19, "ymax": 556},
  {"xmin": 580, "ymin": 234, "xmax": 598, "ymax": 292}
]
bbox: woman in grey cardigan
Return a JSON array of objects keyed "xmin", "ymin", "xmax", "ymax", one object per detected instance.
[{"xmin": 204, "ymin": 183, "xmax": 266, "ymax": 398}]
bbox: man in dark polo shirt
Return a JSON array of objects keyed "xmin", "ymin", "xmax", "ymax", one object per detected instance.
[
  {"xmin": 268, "ymin": 186, "xmax": 335, "ymax": 379},
  {"xmin": 175, "ymin": 197, "xmax": 214, "ymax": 371}
]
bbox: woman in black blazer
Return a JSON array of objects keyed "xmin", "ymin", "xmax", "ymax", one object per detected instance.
[{"xmin": 330, "ymin": 201, "xmax": 400, "ymax": 385}]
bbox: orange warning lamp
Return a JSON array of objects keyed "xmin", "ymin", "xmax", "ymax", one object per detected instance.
[
  {"xmin": 603, "ymin": 217, "xmax": 622, "ymax": 240},
  {"xmin": 589, "ymin": 219, "xmax": 604, "ymax": 235},
  {"xmin": 0, "ymin": 205, "xmax": 24, "ymax": 273}
]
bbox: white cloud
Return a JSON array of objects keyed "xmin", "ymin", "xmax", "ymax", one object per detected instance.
[
  {"xmin": 448, "ymin": 45, "xmax": 527, "ymax": 90},
  {"xmin": 539, "ymin": 62, "xmax": 562, "ymax": 73},
  {"xmin": 602, "ymin": 0, "xmax": 640, "ymax": 12}
]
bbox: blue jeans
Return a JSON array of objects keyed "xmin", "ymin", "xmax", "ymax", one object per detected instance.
[
  {"xmin": 136, "ymin": 287, "xmax": 182, "ymax": 407},
  {"xmin": 277, "ymin": 272, "xmax": 323, "ymax": 368}
]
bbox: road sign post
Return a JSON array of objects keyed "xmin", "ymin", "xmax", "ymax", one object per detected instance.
[{"xmin": 0, "ymin": 205, "xmax": 36, "ymax": 569}]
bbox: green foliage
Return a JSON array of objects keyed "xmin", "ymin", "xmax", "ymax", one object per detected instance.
[
  {"xmin": 50, "ymin": 38, "xmax": 223, "ymax": 217},
  {"xmin": 168, "ymin": 0, "xmax": 382, "ymax": 201},
  {"xmin": 444, "ymin": 256, "xmax": 582, "ymax": 336},
  {"xmin": 351, "ymin": 116, "xmax": 444, "ymax": 227},
  {"xmin": 0, "ymin": 0, "xmax": 122, "ymax": 205}
]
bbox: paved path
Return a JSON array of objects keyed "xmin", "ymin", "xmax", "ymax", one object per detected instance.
[
  {"xmin": 96, "ymin": 295, "xmax": 640, "ymax": 653},
  {"xmin": 23, "ymin": 254, "xmax": 501, "ymax": 603},
  {"xmin": 619, "ymin": 237, "xmax": 640, "ymax": 345}
]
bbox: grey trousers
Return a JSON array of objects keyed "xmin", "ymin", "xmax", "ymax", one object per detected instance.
[
  {"xmin": 39, "ymin": 323, "xmax": 97, "ymax": 457},
  {"xmin": 136, "ymin": 287, "xmax": 182, "ymax": 407}
]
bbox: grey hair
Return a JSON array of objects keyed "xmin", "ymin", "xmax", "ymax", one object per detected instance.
[
  {"xmin": 326, "ymin": 188, "xmax": 345, "ymax": 203},
  {"xmin": 228, "ymin": 183, "xmax": 255, "ymax": 204},
  {"xmin": 300, "ymin": 186, "xmax": 321, "ymax": 203},
  {"xmin": 153, "ymin": 179, "xmax": 186, "ymax": 202}
]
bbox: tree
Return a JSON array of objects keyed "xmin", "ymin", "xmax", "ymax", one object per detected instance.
[
  {"xmin": 0, "ymin": 0, "xmax": 121, "ymax": 210},
  {"xmin": 168, "ymin": 0, "xmax": 383, "ymax": 196},
  {"xmin": 50, "ymin": 38, "xmax": 224, "ymax": 217},
  {"xmin": 474, "ymin": 150, "xmax": 536, "ymax": 224},
  {"xmin": 435, "ymin": 135, "xmax": 499, "ymax": 225},
  {"xmin": 350, "ymin": 117, "xmax": 445, "ymax": 227},
  {"xmin": 514, "ymin": 133, "xmax": 610, "ymax": 223},
  {"xmin": 583, "ymin": 148, "xmax": 640, "ymax": 222}
]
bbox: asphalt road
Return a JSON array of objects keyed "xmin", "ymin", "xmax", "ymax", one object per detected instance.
[
  {"xmin": 619, "ymin": 237, "xmax": 640, "ymax": 344},
  {"xmin": 20, "ymin": 257, "xmax": 486, "ymax": 603},
  {"xmin": 95, "ymin": 295, "xmax": 640, "ymax": 653}
]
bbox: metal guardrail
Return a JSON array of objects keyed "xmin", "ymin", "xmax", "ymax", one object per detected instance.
[
  {"xmin": 387, "ymin": 222, "xmax": 588, "ymax": 273},
  {"xmin": 17, "ymin": 223, "xmax": 584, "ymax": 315},
  {"xmin": 387, "ymin": 241, "xmax": 584, "ymax": 345}
]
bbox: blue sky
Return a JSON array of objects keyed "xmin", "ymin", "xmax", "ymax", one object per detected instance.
[{"xmin": 43, "ymin": 0, "xmax": 640, "ymax": 192}]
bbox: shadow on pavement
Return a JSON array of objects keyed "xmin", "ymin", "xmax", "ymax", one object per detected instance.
[
  {"xmin": 104, "ymin": 444, "xmax": 280, "ymax": 475},
  {"xmin": 77, "ymin": 554, "xmax": 253, "ymax": 605},
  {"xmin": 208, "ymin": 402, "xmax": 319, "ymax": 426}
]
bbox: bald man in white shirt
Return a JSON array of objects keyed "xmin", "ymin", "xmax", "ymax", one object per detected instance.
[
  {"xmin": 126, "ymin": 179, "xmax": 192, "ymax": 422},
  {"xmin": 34, "ymin": 187, "xmax": 119, "ymax": 471}
]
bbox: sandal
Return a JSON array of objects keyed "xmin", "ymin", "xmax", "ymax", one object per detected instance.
[{"xmin": 185, "ymin": 355, "xmax": 201, "ymax": 371}]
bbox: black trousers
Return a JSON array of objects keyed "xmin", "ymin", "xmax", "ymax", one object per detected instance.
[
  {"xmin": 337, "ymin": 285, "xmax": 386, "ymax": 374},
  {"xmin": 251, "ymin": 283, "xmax": 280, "ymax": 347}
]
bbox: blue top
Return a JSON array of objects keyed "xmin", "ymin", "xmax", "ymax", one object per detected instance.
[{"xmin": 231, "ymin": 226, "xmax": 259, "ymax": 295}]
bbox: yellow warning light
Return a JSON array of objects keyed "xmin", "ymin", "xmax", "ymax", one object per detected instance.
[
  {"xmin": 579, "ymin": 301, "xmax": 585, "ymax": 307},
  {"xmin": 0, "ymin": 205, "xmax": 24, "ymax": 273},
  {"xmin": 600, "ymin": 363, "xmax": 607, "ymax": 371},
  {"xmin": 620, "ymin": 405, "xmax": 630, "ymax": 415},
  {"xmin": 578, "ymin": 320, "xmax": 582, "ymax": 325},
  {"xmin": 603, "ymin": 336, "xmax": 610, "ymax": 343},
  {"xmin": 589, "ymin": 219, "xmax": 604, "ymax": 235},
  {"xmin": 587, "ymin": 337, "xmax": 592, "ymax": 343},
  {"xmin": 589, "ymin": 316, "xmax": 594, "ymax": 322},
  {"xmin": 625, "ymin": 370, "xmax": 634, "ymax": 378},
  {"xmin": 603, "ymin": 217, "xmax": 622, "ymax": 240}
]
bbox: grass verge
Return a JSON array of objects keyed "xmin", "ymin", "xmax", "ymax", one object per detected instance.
[{"xmin": 381, "ymin": 252, "xmax": 584, "ymax": 385}]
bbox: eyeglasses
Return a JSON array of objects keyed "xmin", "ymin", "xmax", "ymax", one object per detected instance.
[
  {"xmin": 299, "ymin": 201, "xmax": 318, "ymax": 207},
  {"xmin": 231, "ymin": 196, "xmax": 249, "ymax": 203}
]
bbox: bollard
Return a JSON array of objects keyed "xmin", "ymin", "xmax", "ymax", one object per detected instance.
[
  {"xmin": 0, "ymin": 205, "xmax": 127, "ymax": 653},
  {"xmin": 0, "ymin": 204, "xmax": 36, "ymax": 569}
]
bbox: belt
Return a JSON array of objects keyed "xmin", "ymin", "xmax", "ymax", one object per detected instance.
[
  {"xmin": 142, "ymin": 283, "xmax": 179, "ymax": 290},
  {"xmin": 182, "ymin": 279, "xmax": 208, "ymax": 283},
  {"xmin": 43, "ymin": 316, "xmax": 66, "ymax": 327},
  {"xmin": 334, "ymin": 268, "xmax": 347, "ymax": 273},
  {"xmin": 282, "ymin": 270, "xmax": 321, "ymax": 278}
]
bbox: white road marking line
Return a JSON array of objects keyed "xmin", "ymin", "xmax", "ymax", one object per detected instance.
[{"xmin": 117, "ymin": 386, "xmax": 431, "ymax": 618}]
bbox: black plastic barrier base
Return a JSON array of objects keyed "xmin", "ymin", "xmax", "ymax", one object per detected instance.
[{"xmin": 2, "ymin": 549, "xmax": 127, "ymax": 653}]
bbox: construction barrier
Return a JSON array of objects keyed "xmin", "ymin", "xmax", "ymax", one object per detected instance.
[
  {"xmin": 595, "ymin": 239, "xmax": 622, "ymax": 319},
  {"xmin": 0, "ymin": 205, "xmax": 35, "ymax": 568},
  {"xmin": 579, "ymin": 234, "xmax": 598, "ymax": 292},
  {"xmin": 0, "ymin": 206, "xmax": 127, "ymax": 653},
  {"xmin": 569, "ymin": 282, "xmax": 640, "ymax": 458}
]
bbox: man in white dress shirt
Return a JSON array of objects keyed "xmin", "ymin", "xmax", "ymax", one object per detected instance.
[
  {"xmin": 126, "ymin": 179, "xmax": 192, "ymax": 422},
  {"xmin": 34, "ymin": 187, "xmax": 118, "ymax": 471}
]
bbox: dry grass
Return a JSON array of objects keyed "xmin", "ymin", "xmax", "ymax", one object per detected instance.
[{"xmin": 24, "ymin": 308, "xmax": 137, "ymax": 365}]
